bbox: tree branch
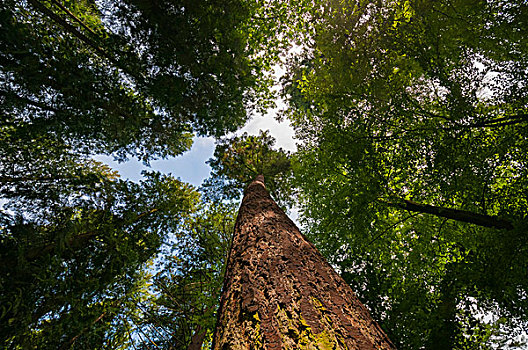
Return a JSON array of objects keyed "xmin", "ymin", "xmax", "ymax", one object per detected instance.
[
  {"xmin": 28, "ymin": 0, "xmax": 142, "ymax": 81},
  {"xmin": 24, "ymin": 208, "xmax": 160, "ymax": 261},
  {"xmin": 384, "ymin": 198, "xmax": 514, "ymax": 230},
  {"xmin": 0, "ymin": 90, "xmax": 59, "ymax": 113},
  {"xmin": 49, "ymin": 0, "xmax": 98, "ymax": 37}
]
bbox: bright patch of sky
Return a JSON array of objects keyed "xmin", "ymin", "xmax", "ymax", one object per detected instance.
[
  {"xmin": 94, "ymin": 55, "xmax": 298, "ymax": 187},
  {"xmin": 94, "ymin": 107, "xmax": 296, "ymax": 187}
]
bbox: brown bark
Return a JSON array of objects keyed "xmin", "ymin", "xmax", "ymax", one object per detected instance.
[
  {"xmin": 213, "ymin": 175, "xmax": 395, "ymax": 349},
  {"xmin": 386, "ymin": 199, "xmax": 514, "ymax": 230},
  {"xmin": 187, "ymin": 325, "xmax": 207, "ymax": 350}
]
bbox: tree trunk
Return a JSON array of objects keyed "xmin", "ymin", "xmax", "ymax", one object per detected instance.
[
  {"xmin": 386, "ymin": 199, "xmax": 514, "ymax": 230},
  {"xmin": 187, "ymin": 325, "xmax": 207, "ymax": 350},
  {"xmin": 427, "ymin": 264, "xmax": 458, "ymax": 350},
  {"xmin": 213, "ymin": 175, "xmax": 395, "ymax": 349}
]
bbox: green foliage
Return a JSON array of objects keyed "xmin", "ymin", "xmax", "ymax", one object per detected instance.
[
  {"xmin": 0, "ymin": 0, "xmax": 290, "ymax": 347},
  {"xmin": 128, "ymin": 201, "xmax": 236, "ymax": 349},
  {"xmin": 0, "ymin": 0, "xmax": 283, "ymax": 162},
  {"xmin": 283, "ymin": 0, "xmax": 528, "ymax": 348},
  {"xmin": 0, "ymin": 155, "xmax": 200, "ymax": 348},
  {"xmin": 203, "ymin": 130, "xmax": 293, "ymax": 207},
  {"xmin": 2, "ymin": 0, "xmax": 527, "ymax": 348}
]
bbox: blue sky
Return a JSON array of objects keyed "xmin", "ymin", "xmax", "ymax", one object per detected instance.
[
  {"xmin": 95, "ymin": 137, "xmax": 215, "ymax": 186},
  {"xmin": 96, "ymin": 109, "xmax": 296, "ymax": 187}
]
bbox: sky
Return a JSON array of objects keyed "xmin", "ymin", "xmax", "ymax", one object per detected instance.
[
  {"xmin": 94, "ymin": 60, "xmax": 297, "ymax": 187},
  {"xmin": 95, "ymin": 107, "xmax": 296, "ymax": 187}
]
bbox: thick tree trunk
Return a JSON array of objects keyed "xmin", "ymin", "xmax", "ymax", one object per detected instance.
[
  {"xmin": 386, "ymin": 199, "xmax": 514, "ymax": 230},
  {"xmin": 213, "ymin": 175, "xmax": 395, "ymax": 349}
]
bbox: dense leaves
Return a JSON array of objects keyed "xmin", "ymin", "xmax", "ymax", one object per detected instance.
[
  {"xmin": 129, "ymin": 202, "xmax": 235, "ymax": 349},
  {"xmin": 0, "ymin": 141, "xmax": 200, "ymax": 348},
  {"xmin": 0, "ymin": 0, "xmax": 278, "ymax": 348},
  {"xmin": 2, "ymin": 0, "xmax": 528, "ymax": 348},
  {"xmin": 284, "ymin": 0, "xmax": 528, "ymax": 348},
  {"xmin": 0, "ymin": 0, "xmax": 280, "ymax": 162},
  {"xmin": 203, "ymin": 130, "xmax": 293, "ymax": 207}
]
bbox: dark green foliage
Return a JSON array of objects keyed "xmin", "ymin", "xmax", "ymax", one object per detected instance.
[
  {"xmin": 1, "ymin": 0, "xmax": 527, "ymax": 348},
  {"xmin": 0, "ymin": 146, "xmax": 200, "ymax": 347},
  {"xmin": 0, "ymin": 0, "xmax": 274, "ymax": 162},
  {"xmin": 0, "ymin": 0, "xmax": 286, "ymax": 347}
]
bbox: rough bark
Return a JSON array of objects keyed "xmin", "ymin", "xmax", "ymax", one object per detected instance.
[
  {"xmin": 387, "ymin": 199, "xmax": 514, "ymax": 230},
  {"xmin": 213, "ymin": 175, "xmax": 395, "ymax": 349}
]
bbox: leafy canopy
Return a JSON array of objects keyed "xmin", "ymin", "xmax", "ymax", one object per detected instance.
[
  {"xmin": 203, "ymin": 130, "xmax": 293, "ymax": 206},
  {"xmin": 283, "ymin": 0, "xmax": 528, "ymax": 348},
  {"xmin": 0, "ymin": 0, "xmax": 285, "ymax": 347},
  {"xmin": 1, "ymin": 0, "xmax": 283, "ymax": 162},
  {"xmin": 2, "ymin": 0, "xmax": 528, "ymax": 348}
]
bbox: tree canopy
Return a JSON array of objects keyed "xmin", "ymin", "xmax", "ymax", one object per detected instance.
[
  {"xmin": 282, "ymin": 0, "xmax": 528, "ymax": 347},
  {"xmin": 1, "ymin": 0, "xmax": 283, "ymax": 161},
  {"xmin": 202, "ymin": 130, "xmax": 293, "ymax": 207},
  {"xmin": 1, "ymin": 0, "xmax": 281, "ymax": 347},
  {"xmin": 1, "ymin": 0, "xmax": 528, "ymax": 348}
]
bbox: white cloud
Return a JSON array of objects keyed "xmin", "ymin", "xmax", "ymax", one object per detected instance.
[{"xmin": 239, "ymin": 102, "xmax": 297, "ymax": 152}]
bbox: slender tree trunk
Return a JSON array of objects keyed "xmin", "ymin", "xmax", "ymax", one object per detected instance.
[
  {"xmin": 187, "ymin": 325, "xmax": 207, "ymax": 350},
  {"xmin": 427, "ymin": 264, "xmax": 458, "ymax": 350},
  {"xmin": 386, "ymin": 199, "xmax": 513, "ymax": 230},
  {"xmin": 213, "ymin": 175, "xmax": 395, "ymax": 349}
]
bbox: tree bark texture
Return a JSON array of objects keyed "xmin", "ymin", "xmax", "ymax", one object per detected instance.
[{"xmin": 213, "ymin": 175, "xmax": 395, "ymax": 349}]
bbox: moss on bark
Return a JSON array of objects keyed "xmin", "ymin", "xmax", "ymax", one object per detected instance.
[{"xmin": 212, "ymin": 176, "xmax": 395, "ymax": 349}]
